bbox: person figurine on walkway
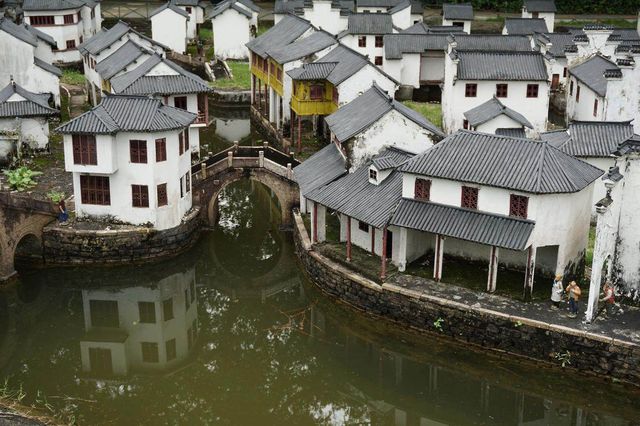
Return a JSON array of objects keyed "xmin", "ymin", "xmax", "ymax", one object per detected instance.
[
  {"xmin": 565, "ymin": 280, "xmax": 581, "ymax": 318},
  {"xmin": 598, "ymin": 281, "xmax": 615, "ymax": 319},
  {"xmin": 58, "ymin": 198, "xmax": 68, "ymax": 225},
  {"xmin": 550, "ymin": 274, "xmax": 563, "ymax": 309}
]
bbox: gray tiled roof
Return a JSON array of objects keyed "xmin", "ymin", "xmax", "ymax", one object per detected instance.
[
  {"xmin": 442, "ymin": 3, "xmax": 473, "ymax": 20},
  {"xmin": 110, "ymin": 55, "xmax": 212, "ymax": 95},
  {"xmin": 267, "ymin": 31, "xmax": 336, "ymax": 64},
  {"xmin": 246, "ymin": 15, "xmax": 311, "ymax": 58},
  {"xmin": 464, "ymin": 97, "xmax": 533, "ymax": 129},
  {"xmin": 95, "ymin": 40, "xmax": 150, "ymax": 80},
  {"xmin": 150, "ymin": 2, "xmax": 190, "ymax": 19},
  {"xmin": 78, "ymin": 21, "xmax": 130, "ymax": 55},
  {"xmin": 293, "ymin": 143, "xmax": 347, "ymax": 196},
  {"xmin": 56, "ymin": 95, "xmax": 196, "ymax": 134},
  {"xmin": 34, "ymin": 57, "xmax": 62, "ymax": 77},
  {"xmin": 523, "ymin": 0, "xmax": 556, "ymax": 12},
  {"xmin": 372, "ymin": 155, "xmax": 400, "ymax": 170},
  {"xmin": 402, "ymin": 21, "xmax": 429, "ymax": 34},
  {"xmin": 23, "ymin": 0, "xmax": 86, "ymax": 11},
  {"xmin": 410, "ymin": 0, "xmax": 423, "ymax": 14},
  {"xmin": 388, "ymin": 0, "xmax": 410, "ymax": 14},
  {"xmin": 536, "ymin": 32, "xmax": 575, "ymax": 57},
  {"xmin": 306, "ymin": 147, "xmax": 413, "ymax": 228},
  {"xmin": 0, "ymin": 17, "xmax": 37, "ymax": 46},
  {"xmin": 274, "ymin": 0, "xmax": 304, "ymax": 14},
  {"xmin": 455, "ymin": 51, "xmax": 548, "ymax": 81},
  {"xmin": 504, "ymin": 18, "xmax": 548, "ymax": 35},
  {"xmin": 173, "ymin": 0, "xmax": 199, "ymax": 6},
  {"xmin": 345, "ymin": 13, "xmax": 393, "ymax": 35},
  {"xmin": 569, "ymin": 55, "xmax": 619, "ymax": 97},
  {"xmin": 236, "ymin": 0, "xmax": 261, "ymax": 12},
  {"xmin": 287, "ymin": 62, "xmax": 337, "ymax": 80},
  {"xmin": 612, "ymin": 28, "xmax": 640, "ymax": 42},
  {"xmin": 24, "ymin": 23, "xmax": 56, "ymax": 46},
  {"xmin": 401, "ymin": 130, "xmax": 603, "ymax": 194},
  {"xmin": 540, "ymin": 121, "xmax": 635, "ymax": 158},
  {"xmin": 325, "ymin": 84, "xmax": 443, "ymax": 142},
  {"xmin": 451, "ymin": 33, "xmax": 533, "ymax": 51},
  {"xmin": 390, "ymin": 198, "xmax": 534, "ymax": 250},
  {"xmin": 306, "ymin": 44, "xmax": 394, "ymax": 85},
  {"xmin": 207, "ymin": 0, "xmax": 252, "ymax": 19},
  {"xmin": 0, "ymin": 82, "xmax": 58, "ymax": 118},
  {"xmin": 357, "ymin": 0, "xmax": 403, "ymax": 7},
  {"xmin": 495, "ymin": 128, "xmax": 527, "ymax": 138},
  {"xmin": 384, "ymin": 34, "xmax": 450, "ymax": 59}
]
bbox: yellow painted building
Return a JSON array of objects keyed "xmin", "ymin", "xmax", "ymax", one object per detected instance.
[{"xmin": 290, "ymin": 80, "xmax": 338, "ymax": 116}]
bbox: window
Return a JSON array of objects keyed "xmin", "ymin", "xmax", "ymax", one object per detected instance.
[
  {"xmin": 129, "ymin": 140, "xmax": 147, "ymax": 163},
  {"xmin": 91, "ymin": 8, "xmax": 95, "ymax": 19},
  {"xmin": 414, "ymin": 178, "xmax": 431, "ymax": 201},
  {"xmin": 563, "ymin": 67, "xmax": 567, "ymax": 78},
  {"xmin": 157, "ymin": 183, "xmax": 168, "ymax": 207},
  {"xmin": 461, "ymin": 186, "xmax": 478, "ymax": 209},
  {"xmin": 163, "ymin": 298, "xmax": 174, "ymax": 321},
  {"xmin": 184, "ymin": 129, "xmax": 190, "ymax": 152},
  {"xmin": 593, "ymin": 99, "xmax": 598, "ymax": 117},
  {"xmin": 463, "ymin": 119, "xmax": 469, "ymax": 130},
  {"xmin": 174, "ymin": 96, "xmax": 187, "ymax": 110},
  {"xmin": 358, "ymin": 221, "xmax": 369, "ymax": 232},
  {"xmin": 64, "ymin": 14, "xmax": 74, "ymax": 24},
  {"xmin": 166, "ymin": 339, "xmax": 177, "ymax": 361},
  {"xmin": 569, "ymin": 80, "xmax": 573, "ymax": 95},
  {"xmin": 138, "ymin": 302, "xmax": 156, "ymax": 323},
  {"xmin": 179, "ymin": 131, "xmax": 184, "ymax": 155},
  {"xmin": 358, "ymin": 36, "xmax": 366, "ymax": 47},
  {"xmin": 79, "ymin": 35, "xmax": 83, "ymax": 44},
  {"xmin": 496, "ymin": 84, "xmax": 508, "ymax": 98},
  {"xmin": 131, "ymin": 185, "xmax": 149, "ymax": 208},
  {"xmin": 526, "ymin": 84, "xmax": 539, "ymax": 98},
  {"xmin": 374, "ymin": 56, "xmax": 383, "ymax": 66},
  {"xmin": 141, "ymin": 342, "xmax": 159, "ymax": 363},
  {"xmin": 185, "ymin": 6, "xmax": 192, "ymax": 13},
  {"xmin": 532, "ymin": 12, "xmax": 539, "ymax": 18},
  {"xmin": 30, "ymin": 15, "xmax": 55, "ymax": 25},
  {"xmin": 509, "ymin": 194, "xmax": 528, "ymax": 219},
  {"xmin": 332, "ymin": 87, "xmax": 338, "ymax": 104},
  {"xmin": 89, "ymin": 300, "xmax": 118, "ymax": 327},
  {"xmin": 72, "ymin": 135, "xmax": 97, "ymax": 165},
  {"xmin": 66, "ymin": 40, "xmax": 76, "ymax": 49},
  {"xmin": 185, "ymin": 172, "xmax": 191, "ymax": 193},
  {"xmin": 369, "ymin": 168, "xmax": 377, "ymax": 181},
  {"xmin": 465, "ymin": 83, "xmax": 477, "ymax": 97},
  {"xmin": 180, "ymin": 176, "xmax": 184, "ymax": 198},
  {"xmin": 576, "ymin": 85, "xmax": 581, "ymax": 102},
  {"xmin": 80, "ymin": 175, "xmax": 110, "ymax": 205},
  {"xmin": 276, "ymin": 68, "xmax": 282, "ymax": 81},
  {"xmin": 155, "ymin": 138, "xmax": 166, "ymax": 162},
  {"xmin": 375, "ymin": 35, "xmax": 383, "ymax": 47},
  {"xmin": 88, "ymin": 348, "xmax": 112, "ymax": 374},
  {"xmin": 310, "ymin": 85, "xmax": 324, "ymax": 100}
]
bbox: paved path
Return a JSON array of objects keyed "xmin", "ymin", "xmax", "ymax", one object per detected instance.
[{"xmin": 392, "ymin": 274, "xmax": 640, "ymax": 344}]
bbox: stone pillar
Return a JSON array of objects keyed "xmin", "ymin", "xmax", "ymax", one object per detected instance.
[
  {"xmin": 297, "ymin": 115, "xmax": 302, "ymax": 153},
  {"xmin": 397, "ymin": 227, "xmax": 408, "ymax": 272},
  {"xmin": 433, "ymin": 234, "xmax": 444, "ymax": 281},
  {"xmin": 311, "ymin": 202, "xmax": 318, "ymax": 244},
  {"xmin": 523, "ymin": 246, "xmax": 537, "ymax": 298},
  {"xmin": 316, "ymin": 204, "xmax": 326, "ymax": 243},
  {"xmin": 346, "ymin": 216, "xmax": 352, "ymax": 262},
  {"xmin": 381, "ymin": 226, "xmax": 388, "ymax": 281},
  {"xmin": 251, "ymin": 74, "xmax": 255, "ymax": 105},
  {"xmin": 487, "ymin": 246, "xmax": 499, "ymax": 292}
]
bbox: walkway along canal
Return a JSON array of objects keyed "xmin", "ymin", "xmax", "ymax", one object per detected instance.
[{"xmin": 2, "ymin": 179, "xmax": 640, "ymax": 424}]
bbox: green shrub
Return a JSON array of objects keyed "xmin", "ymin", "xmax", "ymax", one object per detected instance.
[{"xmin": 3, "ymin": 166, "xmax": 42, "ymax": 191}]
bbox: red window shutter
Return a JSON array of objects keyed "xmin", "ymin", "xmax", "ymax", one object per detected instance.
[
  {"xmin": 496, "ymin": 84, "xmax": 508, "ymax": 98},
  {"xmin": 414, "ymin": 178, "xmax": 431, "ymax": 201},
  {"xmin": 72, "ymin": 135, "xmax": 82, "ymax": 164},
  {"xmin": 461, "ymin": 186, "xmax": 478, "ymax": 209},
  {"xmin": 156, "ymin": 138, "xmax": 166, "ymax": 162},
  {"xmin": 509, "ymin": 194, "xmax": 528, "ymax": 219},
  {"xmin": 178, "ymin": 132, "xmax": 184, "ymax": 155},
  {"xmin": 157, "ymin": 183, "xmax": 168, "ymax": 206}
]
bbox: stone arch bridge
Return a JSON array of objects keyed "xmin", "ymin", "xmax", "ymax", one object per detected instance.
[
  {"xmin": 0, "ymin": 192, "xmax": 57, "ymax": 280},
  {"xmin": 191, "ymin": 144, "xmax": 300, "ymax": 227}
]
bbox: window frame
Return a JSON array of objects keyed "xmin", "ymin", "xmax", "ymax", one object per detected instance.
[
  {"xmin": 80, "ymin": 175, "xmax": 110, "ymax": 205},
  {"xmin": 141, "ymin": 342, "xmax": 159, "ymax": 363},
  {"xmin": 460, "ymin": 186, "xmax": 478, "ymax": 210},
  {"xmin": 131, "ymin": 184, "xmax": 149, "ymax": 208},
  {"xmin": 309, "ymin": 84, "xmax": 324, "ymax": 100},
  {"xmin": 157, "ymin": 183, "xmax": 168, "ymax": 207},
  {"xmin": 496, "ymin": 83, "xmax": 508, "ymax": 98},
  {"xmin": 369, "ymin": 168, "xmax": 378, "ymax": 181},
  {"xmin": 72, "ymin": 134, "xmax": 97, "ymax": 165},
  {"xmin": 66, "ymin": 39, "xmax": 76, "ymax": 49},
  {"xmin": 576, "ymin": 85, "xmax": 580, "ymax": 102},
  {"xmin": 358, "ymin": 221, "xmax": 369, "ymax": 232},
  {"xmin": 593, "ymin": 99, "xmax": 598, "ymax": 117},
  {"xmin": 509, "ymin": 194, "xmax": 529, "ymax": 219},
  {"xmin": 414, "ymin": 178, "xmax": 431, "ymax": 201},
  {"xmin": 138, "ymin": 301, "xmax": 156, "ymax": 324},
  {"xmin": 465, "ymin": 83, "xmax": 477, "ymax": 98},
  {"xmin": 155, "ymin": 138, "xmax": 167, "ymax": 162},
  {"xmin": 129, "ymin": 140, "xmax": 148, "ymax": 164},
  {"xmin": 526, "ymin": 84, "xmax": 539, "ymax": 98},
  {"xmin": 174, "ymin": 96, "xmax": 188, "ymax": 110},
  {"xmin": 63, "ymin": 14, "xmax": 75, "ymax": 24},
  {"xmin": 374, "ymin": 35, "xmax": 383, "ymax": 47},
  {"xmin": 30, "ymin": 15, "xmax": 55, "ymax": 26},
  {"xmin": 358, "ymin": 35, "xmax": 366, "ymax": 47},
  {"xmin": 374, "ymin": 56, "xmax": 383, "ymax": 66}
]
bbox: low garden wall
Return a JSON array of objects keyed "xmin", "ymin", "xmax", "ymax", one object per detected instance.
[
  {"xmin": 42, "ymin": 209, "xmax": 202, "ymax": 265},
  {"xmin": 292, "ymin": 210, "xmax": 640, "ymax": 386}
]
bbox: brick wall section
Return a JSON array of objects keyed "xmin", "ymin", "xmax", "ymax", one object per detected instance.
[
  {"xmin": 292, "ymin": 211, "xmax": 640, "ymax": 386},
  {"xmin": 42, "ymin": 209, "xmax": 203, "ymax": 265}
]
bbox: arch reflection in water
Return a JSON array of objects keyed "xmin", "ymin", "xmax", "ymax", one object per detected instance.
[{"xmin": 79, "ymin": 267, "xmax": 198, "ymax": 377}]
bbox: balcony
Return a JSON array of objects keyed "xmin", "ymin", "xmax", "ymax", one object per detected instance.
[
  {"xmin": 290, "ymin": 96, "xmax": 338, "ymax": 116},
  {"xmin": 251, "ymin": 63, "xmax": 268, "ymax": 83},
  {"xmin": 192, "ymin": 110, "xmax": 208, "ymax": 126}
]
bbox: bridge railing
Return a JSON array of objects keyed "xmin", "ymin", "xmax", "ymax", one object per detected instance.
[{"xmin": 0, "ymin": 191, "xmax": 57, "ymax": 215}]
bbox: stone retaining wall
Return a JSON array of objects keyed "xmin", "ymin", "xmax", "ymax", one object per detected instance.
[
  {"xmin": 42, "ymin": 209, "xmax": 202, "ymax": 265},
  {"xmin": 249, "ymin": 106, "xmax": 292, "ymax": 152},
  {"xmin": 292, "ymin": 211, "xmax": 640, "ymax": 386},
  {"xmin": 211, "ymin": 89, "xmax": 251, "ymax": 105}
]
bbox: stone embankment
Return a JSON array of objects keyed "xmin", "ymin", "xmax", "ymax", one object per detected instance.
[
  {"xmin": 211, "ymin": 89, "xmax": 251, "ymax": 105},
  {"xmin": 292, "ymin": 210, "xmax": 640, "ymax": 386}
]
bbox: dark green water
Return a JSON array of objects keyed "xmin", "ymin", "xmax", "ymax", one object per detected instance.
[{"xmin": 2, "ymin": 179, "xmax": 640, "ymax": 425}]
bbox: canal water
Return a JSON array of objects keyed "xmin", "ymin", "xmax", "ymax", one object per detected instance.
[{"xmin": 1, "ymin": 112, "xmax": 639, "ymax": 424}]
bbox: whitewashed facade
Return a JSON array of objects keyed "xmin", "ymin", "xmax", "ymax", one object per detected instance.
[
  {"xmin": 209, "ymin": 0, "xmax": 260, "ymax": 60},
  {"xmin": 150, "ymin": 3, "xmax": 189, "ymax": 54}
]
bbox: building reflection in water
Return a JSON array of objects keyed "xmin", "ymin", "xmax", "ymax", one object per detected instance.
[
  {"xmin": 79, "ymin": 267, "xmax": 198, "ymax": 377},
  {"xmin": 214, "ymin": 117, "xmax": 251, "ymax": 143}
]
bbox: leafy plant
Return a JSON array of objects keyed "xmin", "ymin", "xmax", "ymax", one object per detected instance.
[
  {"xmin": 47, "ymin": 190, "xmax": 65, "ymax": 203},
  {"xmin": 514, "ymin": 320, "xmax": 523, "ymax": 328},
  {"xmin": 3, "ymin": 166, "xmax": 42, "ymax": 191},
  {"xmin": 554, "ymin": 350, "xmax": 572, "ymax": 367},
  {"xmin": 433, "ymin": 317, "xmax": 444, "ymax": 332}
]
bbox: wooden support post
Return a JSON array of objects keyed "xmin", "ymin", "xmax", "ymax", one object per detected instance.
[
  {"xmin": 381, "ymin": 226, "xmax": 388, "ymax": 281},
  {"xmin": 312, "ymin": 202, "xmax": 318, "ymax": 244},
  {"xmin": 264, "ymin": 84, "xmax": 268, "ymax": 116},
  {"xmin": 346, "ymin": 216, "xmax": 352, "ymax": 262},
  {"xmin": 297, "ymin": 115, "xmax": 302, "ymax": 153},
  {"xmin": 252, "ymin": 75, "xmax": 255, "ymax": 105},
  {"xmin": 371, "ymin": 227, "xmax": 375, "ymax": 254},
  {"xmin": 433, "ymin": 234, "xmax": 444, "ymax": 282},
  {"xmin": 257, "ymin": 79, "xmax": 261, "ymax": 110},
  {"xmin": 487, "ymin": 246, "xmax": 499, "ymax": 293},
  {"xmin": 523, "ymin": 246, "xmax": 536, "ymax": 299}
]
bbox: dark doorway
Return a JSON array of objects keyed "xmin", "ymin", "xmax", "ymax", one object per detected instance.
[
  {"xmin": 551, "ymin": 74, "xmax": 560, "ymax": 90},
  {"xmin": 386, "ymin": 229, "xmax": 393, "ymax": 258},
  {"xmin": 89, "ymin": 347, "xmax": 113, "ymax": 375}
]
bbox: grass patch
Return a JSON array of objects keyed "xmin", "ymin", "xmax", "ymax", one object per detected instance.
[
  {"xmin": 186, "ymin": 44, "xmax": 198, "ymax": 56},
  {"xmin": 205, "ymin": 46, "xmax": 215, "ymax": 62},
  {"xmin": 402, "ymin": 101, "xmax": 443, "ymax": 129},
  {"xmin": 258, "ymin": 21, "xmax": 273, "ymax": 36},
  {"xmin": 199, "ymin": 26, "xmax": 213, "ymax": 40},
  {"xmin": 585, "ymin": 225, "xmax": 596, "ymax": 267},
  {"xmin": 210, "ymin": 61, "xmax": 251, "ymax": 90},
  {"xmin": 60, "ymin": 69, "xmax": 85, "ymax": 86}
]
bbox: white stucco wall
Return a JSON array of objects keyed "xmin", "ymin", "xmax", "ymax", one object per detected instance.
[
  {"xmin": 441, "ymin": 18, "xmax": 470, "ymax": 34},
  {"xmin": 152, "ymin": 9, "xmax": 188, "ymax": 54},
  {"xmin": 581, "ymin": 157, "xmax": 616, "ymax": 213},
  {"xmin": 473, "ymin": 115, "xmax": 526, "ymax": 135},
  {"xmin": 522, "ymin": 10, "xmax": 554, "ymax": 32},
  {"xmin": 0, "ymin": 117, "xmax": 49, "ymax": 150},
  {"xmin": 177, "ymin": 5, "xmax": 198, "ymax": 39},
  {"xmin": 340, "ymin": 34, "xmax": 385, "ymax": 68},
  {"xmin": 565, "ymin": 76, "xmax": 603, "ymax": 122},
  {"xmin": 212, "ymin": 8, "xmax": 251, "ymax": 59},
  {"xmin": 391, "ymin": 5, "xmax": 411, "ymax": 30},
  {"xmin": 301, "ymin": 1, "xmax": 348, "ymax": 35},
  {"xmin": 336, "ymin": 65, "xmax": 397, "ymax": 105},
  {"xmin": 25, "ymin": 9, "xmax": 85, "ymax": 63}
]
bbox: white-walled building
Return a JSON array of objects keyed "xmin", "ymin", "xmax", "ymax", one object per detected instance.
[
  {"xmin": 109, "ymin": 55, "xmax": 212, "ymax": 154},
  {"xmin": 462, "ymin": 96, "xmax": 533, "ymax": 137},
  {"xmin": 273, "ymin": 0, "xmax": 353, "ymax": 35},
  {"xmin": 208, "ymin": 0, "xmax": 260, "ymax": 60},
  {"xmin": 0, "ymin": 18, "xmax": 62, "ymax": 107},
  {"xmin": 22, "ymin": 0, "xmax": 102, "ymax": 64},
  {"xmin": 80, "ymin": 268, "xmax": 198, "ymax": 376},
  {"xmin": 442, "ymin": 50, "xmax": 549, "ymax": 135},
  {"xmin": 338, "ymin": 13, "xmax": 394, "ymax": 68},
  {"xmin": 441, "ymin": 3, "xmax": 473, "ymax": 34},
  {"xmin": 150, "ymin": 2, "xmax": 190, "ymax": 54},
  {"xmin": 79, "ymin": 20, "xmax": 168, "ymax": 106},
  {"xmin": 587, "ymin": 136, "xmax": 640, "ymax": 321},
  {"xmin": 540, "ymin": 121, "xmax": 635, "ymax": 212},
  {"xmin": 502, "ymin": 18, "xmax": 547, "ymax": 36},
  {"xmin": 172, "ymin": 0, "xmax": 205, "ymax": 40},
  {"xmin": 534, "ymin": 32, "xmax": 575, "ymax": 90},
  {"xmin": 57, "ymin": 95, "xmax": 196, "ymax": 230},
  {"xmin": 521, "ymin": 0, "xmax": 556, "ymax": 32},
  {"xmin": 410, "ymin": 1, "xmax": 423, "ymax": 24},
  {"xmin": 0, "ymin": 81, "xmax": 58, "ymax": 162},
  {"xmin": 325, "ymin": 84, "xmax": 443, "ymax": 168}
]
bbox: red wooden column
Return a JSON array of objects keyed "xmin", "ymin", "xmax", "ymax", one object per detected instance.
[
  {"xmin": 381, "ymin": 227, "xmax": 388, "ymax": 281},
  {"xmin": 297, "ymin": 115, "xmax": 302, "ymax": 153},
  {"xmin": 251, "ymin": 75, "xmax": 256, "ymax": 106},
  {"xmin": 346, "ymin": 216, "xmax": 352, "ymax": 262},
  {"xmin": 312, "ymin": 202, "xmax": 318, "ymax": 244},
  {"xmin": 371, "ymin": 228, "xmax": 375, "ymax": 253},
  {"xmin": 257, "ymin": 79, "xmax": 261, "ymax": 111},
  {"xmin": 290, "ymin": 109, "xmax": 295, "ymax": 143},
  {"xmin": 264, "ymin": 84, "xmax": 268, "ymax": 116}
]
